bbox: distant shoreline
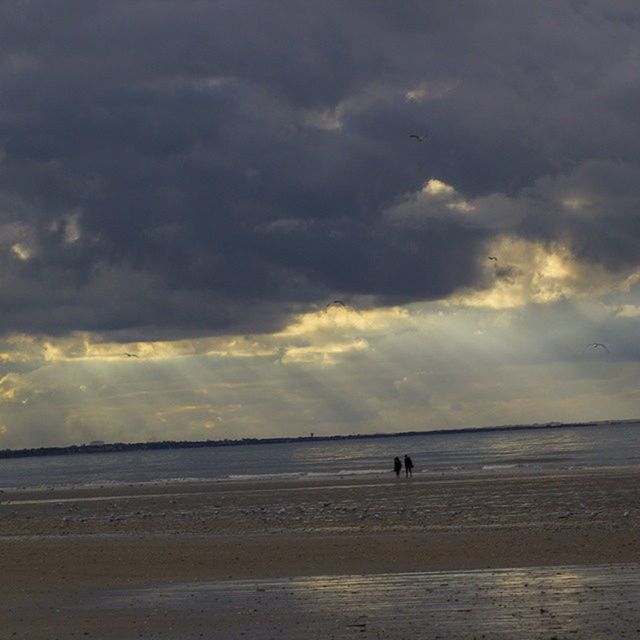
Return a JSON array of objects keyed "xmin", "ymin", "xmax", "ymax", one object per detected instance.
[{"xmin": 1, "ymin": 418, "xmax": 638, "ymax": 460}]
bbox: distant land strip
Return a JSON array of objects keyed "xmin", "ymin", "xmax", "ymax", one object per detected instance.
[{"xmin": 1, "ymin": 419, "xmax": 639, "ymax": 460}]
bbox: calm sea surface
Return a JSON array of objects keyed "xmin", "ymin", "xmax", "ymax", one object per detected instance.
[{"xmin": 2, "ymin": 423, "xmax": 640, "ymax": 489}]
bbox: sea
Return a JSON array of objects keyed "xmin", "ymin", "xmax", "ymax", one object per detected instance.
[{"xmin": 2, "ymin": 422, "xmax": 640, "ymax": 490}]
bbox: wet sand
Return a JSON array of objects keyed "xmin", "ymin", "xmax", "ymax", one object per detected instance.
[
  {"xmin": 2, "ymin": 467, "xmax": 640, "ymax": 637},
  {"xmin": 37, "ymin": 564, "xmax": 640, "ymax": 639}
]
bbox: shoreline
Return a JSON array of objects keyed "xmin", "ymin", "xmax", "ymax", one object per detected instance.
[{"xmin": 2, "ymin": 461, "xmax": 638, "ymax": 496}]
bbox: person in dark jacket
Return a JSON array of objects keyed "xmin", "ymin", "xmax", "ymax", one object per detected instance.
[
  {"xmin": 404, "ymin": 455, "xmax": 414, "ymax": 477},
  {"xmin": 393, "ymin": 456, "xmax": 402, "ymax": 477}
]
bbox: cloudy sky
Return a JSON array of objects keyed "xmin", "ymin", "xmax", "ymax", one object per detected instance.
[{"xmin": 1, "ymin": 1, "xmax": 640, "ymax": 448}]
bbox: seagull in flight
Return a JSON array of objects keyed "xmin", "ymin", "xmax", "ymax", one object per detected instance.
[
  {"xmin": 326, "ymin": 300, "xmax": 346, "ymax": 308},
  {"xmin": 487, "ymin": 256, "xmax": 498, "ymax": 261},
  {"xmin": 584, "ymin": 343, "xmax": 610, "ymax": 353},
  {"xmin": 124, "ymin": 353, "xmax": 139, "ymax": 358},
  {"xmin": 408, "ymin": 134, "xmax": 427, "ymax": 142}
]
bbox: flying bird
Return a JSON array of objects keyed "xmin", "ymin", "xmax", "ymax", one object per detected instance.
[
  {"xmin": 408, "ymin": 134, "xmax": 427, "ymax": 142},
  {"xmin": 487, "ymin": 256, "xmax": 498, "ymax": 261},
  {"xmin": 326, "ymin": 300, "xmax": 346, "ymax": 308},
  {"xmin": 584, "ymin": 343, "xmax": 610, "ymax": 353},
  {"xmin": 124, "ymin": 353, "xmax": 139, "ymax": 358}
]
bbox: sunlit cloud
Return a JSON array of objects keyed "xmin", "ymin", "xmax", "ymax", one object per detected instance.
[
  {"xmin": 1, "ymin": 220, "xmax": 36, "ymax": 262},
  {"xmin": 275, "ymin": 306, "xmax": 414, "ymax": 364},
  {"xmin": 48, "ymin": 209, "xmax": 83, "ymax": 244},
  {"xmin": 304, "ymin": 77, "xmax": 457, "ymax": 132},
  {"xmin": 0, "ymin": 306, "xmax": 413, "ymax": 366},
  {"xmin": 405, "ymin": 79, "xmax": 458, "ymax": 102},
  {"xmin": 616, "ymin": 305, "xmax": 640, "ymax": 318},
  {"xmin": 562, "ymin": 196, "xmax": 592, "ymax": 211},
  {"xmin": 279, "ymin": 305, "xmax": 411, "ymax": 337},
  {"xmin": 405, "ymin": 85, "xmax": 427, "ymax": 102},
  {"xmin": 422, "ymin": 178, "xmax": 456, "ymax": 197},
  {"xmin": 386, "ymin": 177, "xmax": 476, "ymax": 225},
  {"xmin": 448, "ymin": 236, "xmax": 640, "ymax": 310},
  {"xmin": 155, "ymin": 404, "xmax": 222, "ymax": 430},
  {"xmin": 0, "ymin": 333, "xmax": 277, "ymax": 363},
  {"xmin": 10, "ymin": 243, "xmax": 30, "ymax": 260},
  {"xmin": 302, "ymin": 108, "xmax": 343, "ymax": 131},
  {"xmin": 0, "ymin": 373, "xmax": 27, "ymax": 401},
  {"xmin": 446, "ymin": 200, "xmax": 475, "ymax": 213},
  {"xmin": 281, "ymin": 338, "xmax": 369, "ymax": 365},
  {"xmin": 204, "ymin": 337, "xmax": 280, "ymax": 359},
  {"xmin": 1, "ymin": 295, "xmax": 639, "ymax": 448},
  {"xmin": 301, "ymin": 83, "xmax": 400, "ymax": 131}
]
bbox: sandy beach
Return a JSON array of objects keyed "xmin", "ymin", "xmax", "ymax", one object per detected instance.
[{"xmin": 2, "ymin": 467, "xmax": 640, "ymax": 638}]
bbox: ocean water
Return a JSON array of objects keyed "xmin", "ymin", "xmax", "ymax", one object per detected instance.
[{"xmin": 2, "ymin": 422, "xmax": 640, "ymax": 489}]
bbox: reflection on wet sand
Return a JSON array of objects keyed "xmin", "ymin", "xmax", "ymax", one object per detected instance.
[{"xmin": 92, "ymin": 563, "xmax": 640, "ymax": 639}]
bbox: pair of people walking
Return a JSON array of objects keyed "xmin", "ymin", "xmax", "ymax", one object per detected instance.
[{"xmin": 394, "ymin": 455, "xmax": 414, "ymax": 478}]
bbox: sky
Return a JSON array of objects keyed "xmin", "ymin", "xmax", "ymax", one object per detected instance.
[{"xmin": 1, "ymin": 1, "xmax": 640, "ymax": 448}]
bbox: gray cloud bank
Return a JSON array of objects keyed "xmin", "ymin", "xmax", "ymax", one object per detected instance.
[{"xmin": 1, "ymin": 1, "xmax": 639, "ymax": 339}]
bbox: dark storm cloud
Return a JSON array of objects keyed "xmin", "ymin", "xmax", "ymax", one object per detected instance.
[
  {"xmin": 517, "ymin": 161, "xmax": 640, "ymax": 271},
  {"xmin": 0, "ymin": 0, "xmax": 639, "ymax": 338}
]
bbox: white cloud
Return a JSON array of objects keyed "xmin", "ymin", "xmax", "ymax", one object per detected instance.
[
  {"xmin": 448, "ymin": 236, "xmax": 640, "ymax": 310},
  {"xmin": 281, "ymin": 338, "xmax": 369, "ymax": 365},
  {"xmin": 422, "ymin": 178, "xmax": 456, "ymax": 197},
  {"xmin": 615, "ymin": 305, "xmax": 640, "ymax": 318},
  {"xmin": 10, "ymin": 243, "xmax": 30, "ymax": 260},
  {"xmin": 405, "ymin": 79, "xmax": 459, "ymax": 102},
  {"xmin": 405, "ymin": 86, "xmax": 427, "ymax": 102},
  {"xmin": 446, "ymin": 200, "xmax": 475, "ymax": 213},
  {"xmin": 562, "ymin": 196, "xmax": 591, "ymax": 211},
  {"xmin": 63, "ymin": 211, "xmax": 82, "ymax": 244},
  {"xmin": 0, "ymin": 373, "xmax": 28, "ymax": 401},
  {"xmin": 49, "ymin": 210, "xmax": 82, "ymax": 244},
  {"xmin": 302, "ymin": 108, "xmax": 343, "ymax": 131},
  {"xmin": 386, "ymin": 177, "xmax": 476, "ymax": 225},
  {"xmin": 0, "ymin": 305, "xmax": 412, "ymax": 366}
]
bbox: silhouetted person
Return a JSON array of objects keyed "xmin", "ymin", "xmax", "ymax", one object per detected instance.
[
  {"xmin": 404, "ymin": 455, "xmax": 414, "ymax": 478},
  {"xmin": 393, "ymin": 456, "xmax": 402, "ymax": 478}
]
